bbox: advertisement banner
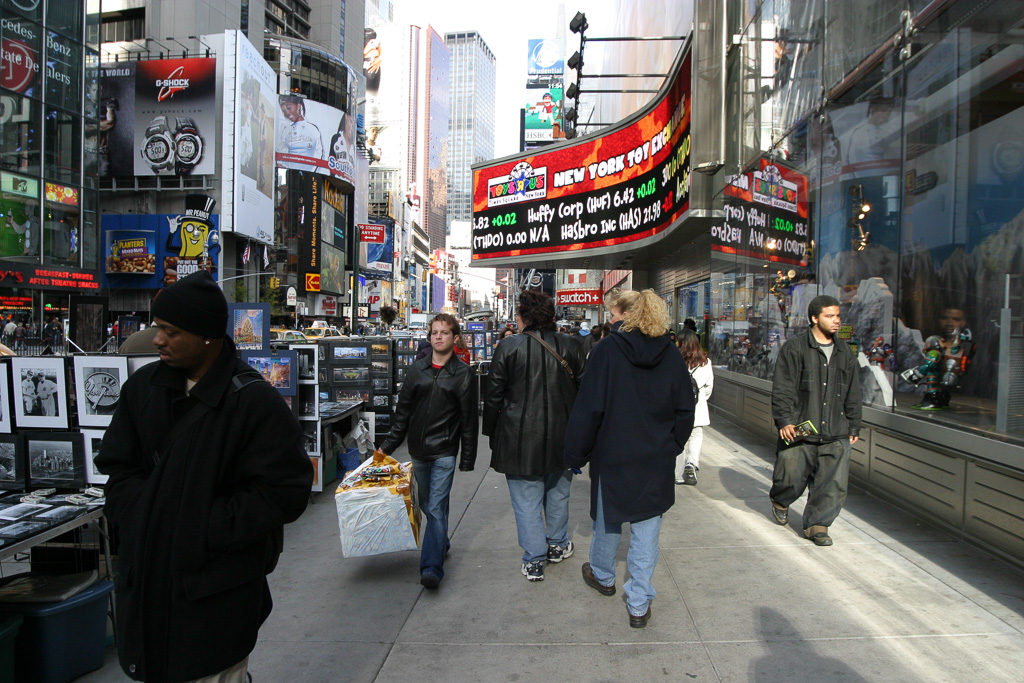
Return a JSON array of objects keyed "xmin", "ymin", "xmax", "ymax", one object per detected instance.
[
  {"xmin": 713, "ymin": 159, "xmax": 810, "ymax": 266},
  {"xmin": 320, "ymin": 242, "xmax": 346, "ymax": 296},
  {"xmin": 276, "ymin": 93, "xmax": 356, "ymax": 187},
  {"xmin": 431, "ymin": 274, "xmax": 445, "ymax": 312},
  {"xmin": 527, "ymin": 39, "xmax": 564, "ymax": 76},
  {"xmin": 98, "ymin": 61, "xmax": 136, "ymax": 177},
  {"xmin": 105, "ymin": 230, "xmax": 156, "ymax": 275},
  {"xmin": 524, "ymin": 85, "xmax": 562, "ymax": 142},
  {"xmin": 360, "ymin": 223, "xmax": 393, "ymax": 277},
  {"xmin": 555, "ymin": 289, "xmax": 602, "ymax": 306},
  {"xmin": 100, "ymin": 204, "xmax": 221, "ymax": 289},
  {"xmin": 471, "ymin": 51, "xmax": 692, "ymax": 263},
  {"xmin": 0, "ymin": 15, "xmax": 41, "ymax": 97},
  {"xmin": 225, "ymin": 30, "xmax": 275, "ymax": 244},
  {"xmin": 298, "ymin": 174, "xmax": 321, "ymax": 292},
  {"xmin": 132, "ymin": 58, "xmax": 217, "ymax": 176},
  {"xmin": 365, "ymin": 279, "xmax": 383, "ymax": 312}
]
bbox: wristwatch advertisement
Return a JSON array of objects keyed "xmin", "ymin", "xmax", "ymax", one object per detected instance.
[
  {"xmin": 139, "ymin": 115, "xmax": 205, "ymax": 175},
  {"xmin": 140, "ymin": 116, "xmax": 175, "ymax": 173}
]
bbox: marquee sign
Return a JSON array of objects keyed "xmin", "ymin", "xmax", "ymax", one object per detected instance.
[
  {"xmin": 471, "ymin": 49, "xmax": 691, "ymax": 263},
  {"xmin": 555, "ymin": 289, "xmax": 602, "ymax": 306}
]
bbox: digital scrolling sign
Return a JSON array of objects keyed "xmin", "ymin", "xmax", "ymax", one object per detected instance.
[
  {"xmin": 712, "ymin": 159, "xmax": 811, "ymax": 266},
  {"xmin": 472, "ymin": 50, "xmax": 691, "ymax": 263}
]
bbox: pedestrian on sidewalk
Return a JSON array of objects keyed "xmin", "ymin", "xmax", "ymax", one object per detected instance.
[
  {"xmin": 769, "ymin": 294, "xmax": 862, "ymax": 546},
  {"xmin": 675, "ymin": 328, "xmax": 714, "ymax": 485},
  {"xmin": 566, "ymin": 289, "xmax": 695, "ymax": 628},
  {"xmin": 377, "ymin": 313, "xmax": 478, "ymax": 589},
  {"xmin": 96, "ymin": 270, "xmax": 313, "ymax": 682},
  {"xmin": 483, "ymin": 289, "xmax": 585, "ymax": 583}
]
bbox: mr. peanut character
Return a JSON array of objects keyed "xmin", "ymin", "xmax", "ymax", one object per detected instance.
[
  {"xmin": 164, "ymin": 194, "xmax": 219, "ymax": 285},
  {"xmin": 900, "ymin": 308, "xmax": 976, "ymax": 410}
]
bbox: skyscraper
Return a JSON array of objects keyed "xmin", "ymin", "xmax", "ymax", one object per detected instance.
[
  {"xmin": 446, "ymin": 31, "xmax": 496, "ymax": 227},
  {"xmin": 420, "ymin": 27, "xmax": 450, "ymax": 251}
]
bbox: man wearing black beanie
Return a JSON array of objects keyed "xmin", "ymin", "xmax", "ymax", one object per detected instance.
[{"xmin": 97, "ymin": 269, "xmax": 313, "ymax": 682}]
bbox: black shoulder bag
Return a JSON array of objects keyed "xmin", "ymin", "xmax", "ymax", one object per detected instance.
[{"xmin": 524, "ymin": 331, "xmax": 576, "ymax": 383}]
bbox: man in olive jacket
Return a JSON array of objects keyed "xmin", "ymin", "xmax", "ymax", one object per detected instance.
[
  {"xmin": 483, "ymin": 289, "xmax": 585, "ymax": 582},
  {"xmin": 97, "ymin": 271, "xmax": 312, "ymax": 682},
  {"xmin": 378, "ymin": 313, "xmax": 477, "ymax": 589},
  {"xmin": 770, "ymin": 294, "xmax": 862, "ymax": 546}
]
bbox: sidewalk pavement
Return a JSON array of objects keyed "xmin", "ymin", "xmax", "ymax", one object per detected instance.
[{"xmin": 83, "ymin": 419, "xmax": 1024, "ymax": 681}]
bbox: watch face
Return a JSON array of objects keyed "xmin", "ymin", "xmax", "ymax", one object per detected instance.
[
  {"xmin": 145, "ymin": 137, "xmax": 171, "ymax": 163},
  {"xmin": 176, "ymin": 135, "xmax": 201, "ymax": 164}
]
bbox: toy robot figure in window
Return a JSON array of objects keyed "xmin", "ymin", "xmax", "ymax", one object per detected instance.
[{"xmin": 900, "ymin": 308, "xmax": 976, "ymax": 410}]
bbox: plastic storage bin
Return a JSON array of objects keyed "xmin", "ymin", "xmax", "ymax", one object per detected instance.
[
  {"xmin": 0, "ymin": 579, "xmax": 112, "ymax": 683},
  {"xmin": 0, "ymin": 614, "xmax": 23, "ymax": 682}
]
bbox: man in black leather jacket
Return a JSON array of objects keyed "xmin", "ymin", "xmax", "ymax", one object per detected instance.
[
  {"xmin": 770, "ymin": 295, "xmax": 862, "ymax": 547},
  {"xmin": 378, "ymin": 313, "xmax": 477, "ymax": 589},
  {"xmin": 483, "ymin": 289, "xmax": 585, "ymax": 582}
]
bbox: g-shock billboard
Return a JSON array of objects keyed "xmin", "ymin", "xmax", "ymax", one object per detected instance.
[
  {"xmin": 471, "ymin": 49, "xmax": 691, "ymax": 264},
  {"xmin": 99, "ymin": 58, "xmax": 216, "ymax": 177}
]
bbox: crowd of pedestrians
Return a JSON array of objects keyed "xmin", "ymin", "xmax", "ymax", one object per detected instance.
[{"xmin": 93, "ymin": 280, "xmax": 862, "ymax": 680}]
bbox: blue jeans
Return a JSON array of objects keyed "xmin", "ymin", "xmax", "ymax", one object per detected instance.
[
  {"xmin": 505, "ymin": 470, "xmax": 573, "ymax": 563},
  {"xmin": 589, "ymin": 481, "xmax": 663, "ymax": 616},
  {"xmin": 412, "ymin": 455, "xmax": 456, "ymax": 579}
]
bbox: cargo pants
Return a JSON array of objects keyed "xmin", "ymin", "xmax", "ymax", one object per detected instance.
[{"xmin": 769, "ymin": 439, "xmax": 851, "ymax": 530}]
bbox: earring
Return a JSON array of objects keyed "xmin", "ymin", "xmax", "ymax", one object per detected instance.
[{"xmin": 205, "ymin": 340, "xmax": 210, "ymax": 345}]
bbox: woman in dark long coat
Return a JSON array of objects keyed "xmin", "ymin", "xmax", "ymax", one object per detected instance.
[{"xmin": 565, "ymin": 289, "xmax": 695, "ymax": 627}]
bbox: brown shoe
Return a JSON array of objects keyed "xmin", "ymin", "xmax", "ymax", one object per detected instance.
[
  {"xmin": 804, "ymin": 525, "xmax": 833, "ymax": 546},
  {"xmin": 629, "ymin": 606, "xmax": 651, "ymax": 628},
  {"xmin": 581, "ymin": 562, "xmax": 615, "ymax": 596},
  {"xmin": 770, "ymin": 501, "xmax": 789, "ymax": 525}
]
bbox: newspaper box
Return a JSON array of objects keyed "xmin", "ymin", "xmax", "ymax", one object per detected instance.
[{"xmin": 335, "ymin": 454, "xmax": 421, "ymax": 558}]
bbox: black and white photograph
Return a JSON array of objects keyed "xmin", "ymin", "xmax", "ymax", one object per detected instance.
[
  {"xmin": 81, "ymin": 429, "xmax": 108, "ymax": 485},
  {"xmin": 74, "ymin": 356, "xmax": 129, "ymax": 427},
  {"xmin": 0, "ymin": 520, "xmax": 49, "ymax": 539},
  {"xmin": 25, "ymin": 432, "xmax": 86, "ymax": 489},
  {"xmin": 11, "ymin": 357, "xmax": 69, "ymax": 429},
  {"xmin": 372, "ymin": 378, "xmax": 390, "ymax": 391},
  {"xmin": 0, "ymin": 435, "xmax": 25, "ymax": 491},
  {"xmin": 0, "ymin": 502, "xmax": 50, "ymax": 521},
  {"xmin": 0, "ymin": 361, "xmax": 12, "ymax": 434},
  {"xmin": 33, "ymin": 505, "xmax": 85, "ymax": 523},
  {"xmin": 371, "ymin": 361, "xmax": 389, "ymax": 375}
]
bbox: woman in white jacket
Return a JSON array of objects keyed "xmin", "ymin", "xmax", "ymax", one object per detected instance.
[{"xmin": 676, "ymin": 329, "xmax": 713, "ymax": 485}]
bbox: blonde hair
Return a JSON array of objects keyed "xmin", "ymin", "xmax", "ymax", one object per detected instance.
[
  {"xmin": 605, "ymin": 288, "xmax": 640, "ymax": 315},
  {"xmin": 619, "ymin": 289, "xmax": 671, "ymax": 337}
]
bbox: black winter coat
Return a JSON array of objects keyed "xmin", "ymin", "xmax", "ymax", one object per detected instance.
[
  {"xmin": 483, "ymin": 327, "xmax": 586, "ymax": 476},
  {"xmin": 564, "ymin": 329, "xmax": 694, "ymax": 524},
  {"xmin": 96, "ymin": 340, "xmax": 312, "ymax": 682},
  {"xmin": 771, "ymin": 330, "xmax": 862, "ymax": 443},
  {"xmin": 379, "ymin": 354, "xmax": 478, "ymax": 469}
]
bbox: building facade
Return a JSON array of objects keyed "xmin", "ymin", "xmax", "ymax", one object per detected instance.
[
  {"xmin": 419, "ymin": 26, "xmax": 448, "ymax": 252},
  {"xmin": 470, "ymin": 0, "xmax": 1024, "ymax": 564},
  {"xmin": 445, "ymin": 31, "xmax": 495, "ymax": 226},
  {"xmin": 0, "ymin": 0, "xmax": 104, "ymax": 347}
]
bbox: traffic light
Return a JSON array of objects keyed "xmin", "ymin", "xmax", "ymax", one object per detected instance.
[{"xmin": 269, "ymin": 276, "xmax": 280, "ymax": 289}]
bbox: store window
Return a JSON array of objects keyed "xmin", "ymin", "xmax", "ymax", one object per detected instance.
[
  {"xmin": 43, "ymin": 108, "xmax": 80, "ymax": 184},
  {"xmin": 44, "ymin": 0, "xmax": 84, "ymax": 40},
  {"xmin": 0, "ymin": 14, "xmax": 42, "ymax": 99},
  {"xmin": 43, "ymin": 181, "xmax": 80, "ymax": 265},
  {"xmin": 0, "ymin": 94, "xmax": 41, "ymax": 175},
  {"xmin": 44, "ymin": 31, "xmax": 82, "ymax": 113},
  {"xmin": 0, "ymin": 171, "xmax": 40, "ymax": 261}
]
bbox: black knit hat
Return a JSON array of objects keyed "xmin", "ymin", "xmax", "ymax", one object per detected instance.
[{"xmin": 151, "ymin": 270, "xmax": 227, "ymax": 339}]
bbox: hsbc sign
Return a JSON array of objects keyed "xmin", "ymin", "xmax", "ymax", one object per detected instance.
[{"xmin": 556, "ymin": 290, "xmax": 602, "ymax": 306}]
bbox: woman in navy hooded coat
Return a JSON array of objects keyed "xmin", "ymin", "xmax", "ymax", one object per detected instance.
[{"xmin": 564, "ymin": 289, "xmax": 695, "ymax": 628}]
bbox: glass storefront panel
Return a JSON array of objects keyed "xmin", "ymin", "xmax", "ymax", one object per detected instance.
[
  {"xmin": 0, "ymin": 171, "xmax": 40, "ymax": 260},
  {"xmin": 44, "ymin": 0, "xmax": 83, "ymax": 41},
  {"xmin": 43, "ymin": 107, "xmax": 80, "ymax": 183},
  {"xmin": 44, "ymin": 30, "xmax": 82, "ymax": 113},
  {"xmin": 43, "ymin": 192, "xmax": 79, "ymax": 265},
  {"xmin": 0, "ymin": 92, "xmax": 41, "ymax": 175},
  {"xmin": 0, "ymin": 14, "xmax": 42, "ymax": 100},
  {"xmin": 714, "ymin": 0, "xmax": 1024, "ymax": 442}
]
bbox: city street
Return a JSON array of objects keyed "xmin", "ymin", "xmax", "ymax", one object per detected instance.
[{"xmin": 83, "ymin": 418, "xmax": 1024, "ymax": 681}]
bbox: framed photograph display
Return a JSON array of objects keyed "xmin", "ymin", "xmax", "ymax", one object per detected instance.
[
  {"xmin": 12, "ymin": 357, "xmax": 69, "ymax": 429},
  {"xmin": 0, "ymin": 360, "xmax": 11, "ymax": 434},
  {"xmin": 333, "ymin": 367, "xmax": 368, "ymax": 383},
  {"xmin": 73, "ymin": 356, "xmax": 129, "ymax": 428},
  {"xmin": 370, "ymin": 361, "xmax": 389, "ymax": 375},
  {"xmin": 335, "ymin": 389, "xmax": 369, "ymax": 403},
  {"xmin": 128, "ymin": 355, "xmax": 160, "ymax": 374},
  {"xmin": 81, "ymin": 429, "xmax": 108, "ymax": 485},
  {"xmin": 228, "ymin": 302, "xmax": 271, "ymax": 351},
  {"xmin": 241, "ymin": 350, "xmax": 298, "ymax": 396},
  {"xmin": 23, "ymin": 431, "xmax": 86, "ymax": 490},
  {"xmin": 332, "ymin": 345, "xmax": 368, "ymax": 361},
  {"xmin": 370, "ymin": 342, "xmax": 389, "ymax": 358},
  {"xmin": 372, "ymin": 378, "xmax": 390, "ymax": 392},
  {"xmin": 0, "ymin": 434, "xmax": 25, "ymax": 491}
]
